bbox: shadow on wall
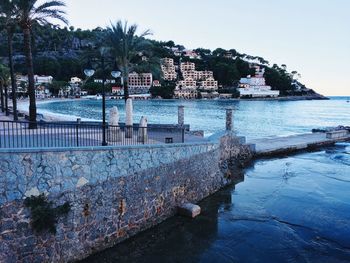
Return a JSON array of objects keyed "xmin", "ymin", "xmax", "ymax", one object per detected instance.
[{"xmin": 81, "ymin": 175, "xmax": 244, "ymax": 263}]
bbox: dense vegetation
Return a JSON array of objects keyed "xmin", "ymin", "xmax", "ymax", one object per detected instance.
[{"xmin": 0, "ymin": 22, "xmax": 311, "ymax": 97}]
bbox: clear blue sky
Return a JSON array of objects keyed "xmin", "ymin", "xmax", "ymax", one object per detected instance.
[{"xmin": 64, "ymin": 0, "xmax": 349, "ymax": 96}]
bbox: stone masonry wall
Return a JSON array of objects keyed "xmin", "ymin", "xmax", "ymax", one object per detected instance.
[{"xmin": 0, "ymin": 134, "xmax": 251, "ymax": 262}]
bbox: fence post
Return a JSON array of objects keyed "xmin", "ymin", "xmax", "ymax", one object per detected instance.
[{"xmin": 76, "ymin": 118, "xmax": 81, "ymax": 147}]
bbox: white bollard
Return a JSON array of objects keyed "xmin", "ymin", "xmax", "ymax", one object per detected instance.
[
  {"xmin": 108, "ymin": 107, "xmax": 121, "ymax": 142},
  {"xmin": 137, "ymin": 116, "xmax": 148, "ymax": 143},
  {"xmin": 125, "ymin": 98, "xmax": 133, "ymax": 138},
  {"xmin": 109, "ymin": 106, "xmax": 119, "ymax": 125}
]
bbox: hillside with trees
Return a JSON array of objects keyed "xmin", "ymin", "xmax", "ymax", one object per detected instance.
[{"xmin": 0, "ymin": 21, "xmax": 318, "ymax": 98}]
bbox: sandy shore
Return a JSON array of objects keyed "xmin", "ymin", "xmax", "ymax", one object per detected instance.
[{"xmin": 13, "ymin": 98, "xmax": 95, "ymax": 122}]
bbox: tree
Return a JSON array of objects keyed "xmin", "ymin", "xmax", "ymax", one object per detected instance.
[
  {"xmin": 48, "ymin": 80, "xmax": 68, "ymax": 96},
  {"xmin": 15, "ymin": 0, "xmax": 68, "ymax": 127},
  {"xmin": 150, "ymin": 81, "xmax": 175, "ymax": 99},
  {"xmin": 0, "ymin": 64, "xmax": 10, "ymax": 114},
  {"xmin": 0, "ymin": 0, "xmax": 19, "ymax": 120},
  {"xmin": 106, "ymin": 20, "xmax": 151, "ymax": 101}
]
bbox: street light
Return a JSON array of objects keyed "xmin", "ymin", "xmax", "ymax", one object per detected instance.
[{"xmin": 84, "ymin": 58, "xmax": 121, "ymax": 146}]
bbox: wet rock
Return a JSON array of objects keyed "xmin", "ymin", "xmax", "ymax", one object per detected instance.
[{"xmin": 178, "ymin": 203, "xmax": 201, "ymax": 218}]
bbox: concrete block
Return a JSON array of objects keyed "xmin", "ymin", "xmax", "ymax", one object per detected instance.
[
  {"xmin": 326, "ymin": 130, "xmax": 349, "ymax": 139},
  {"xmin": 178, "ymin": 203, "xmax": 201, "ymax": 218}
]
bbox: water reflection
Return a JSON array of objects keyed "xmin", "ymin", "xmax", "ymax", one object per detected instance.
[{"xmin": 82, "ymin": 143, "xmax": 350, "ymax": 263}]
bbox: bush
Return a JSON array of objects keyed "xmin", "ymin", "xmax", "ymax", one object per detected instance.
[{"xmin": 24, "ymin": 194, "xmax": 70, "ymax": 234}]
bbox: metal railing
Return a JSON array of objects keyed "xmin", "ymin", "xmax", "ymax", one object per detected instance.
[{"xmin": 0, "ymin": 120, "xmax": 185, "ymax": 149}]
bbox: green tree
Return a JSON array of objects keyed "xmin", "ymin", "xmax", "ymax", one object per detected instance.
[
  {"xmin": 0, "ymin": 0, "xmax": 19, "ymax": 119},
  {"xmin": 0, "ymin": 64, "xmax": 10, "ymax": 114},
  {"xmin": 150, "ymin": 81, "xmax": 175, "ymax": 99},
  {"xmin": 16, "ymin": 0, "xmax": 68, "ymax": 127},
  {"xmin": 106, "ymin": 20, "xmax": 151, "ymax": 101},
  {"xmin": 48, "ymin": 80, "xmax": 68, "ymax": 96}
]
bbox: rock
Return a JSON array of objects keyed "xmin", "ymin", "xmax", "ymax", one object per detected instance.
[
  {"xmin": 24, "ymin": 187, "xmax": 40, "ymax": 198},
  {"xmin": 178, "ymin": 203, "xmax": 201, "ymax": 218},
  {"xmin": 76, "ymin": 177, "xmax": 89, "ymax": 188}
]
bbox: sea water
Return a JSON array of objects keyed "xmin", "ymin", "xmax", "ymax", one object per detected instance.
[{"xmin": 38, "ymin": 97, "xmax": 350, "ymax": 139}]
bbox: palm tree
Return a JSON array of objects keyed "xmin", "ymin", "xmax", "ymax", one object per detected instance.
[
  {"xmin": 15, "ymin": 0, "xmax": 68, "ymax": 127},
  {"xmin": 106, "ymin": 20, "xmax": 151, "ymax": 101},
  {"xmin": 0, "ymin": 0, "xmax": 19, "ymax": 120}
]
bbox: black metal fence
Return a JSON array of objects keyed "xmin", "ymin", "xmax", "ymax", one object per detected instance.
[{"xmin": 0, "ymin": 120, "xmax": 185, "ymax": 149}]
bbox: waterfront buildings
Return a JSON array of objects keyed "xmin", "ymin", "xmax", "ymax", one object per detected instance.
[
  {"xmin": 173, "ymin": 61, "xmax": 218, "ymax": 99},
  {"xmin": 15, "ymin": 74, "xmax": 53, "ymax": 98},
  {"xmin": 238, "ymin": 66, "xmax": 279, "ymax": 98},
  {"xmin": 128, "ymin": 72, "xmax": 153, "ymax": 94}
]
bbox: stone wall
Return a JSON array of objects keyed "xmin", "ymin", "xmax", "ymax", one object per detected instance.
[{"xmin": 0, "ymin": 133, "xmax": 252, "ymax": 262}]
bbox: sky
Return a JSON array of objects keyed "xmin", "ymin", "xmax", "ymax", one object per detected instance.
[{"xmin": 64, "ymin": 0, "xmax": 349, "ymax": 96}]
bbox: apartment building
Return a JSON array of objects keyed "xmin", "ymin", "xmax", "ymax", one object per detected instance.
[
  {"xmin": 199, "ymin": 77, "xmax": 218, "ymax": 91},
  {"xmin": 180, "ymin": 62, "xmax": 195, "ymax": 72},
  {"xmin": 161, "ymin": 58, "xmax": 177, "ymax": 81},
  {"xmin": 128, "ymin": 72, "xmax": 153, "ymax": 94}
]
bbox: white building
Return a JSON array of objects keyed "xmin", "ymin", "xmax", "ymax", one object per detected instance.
[
  {"xmin": 16, "ymin": 75, "xmax": 53, "ymax": 85},
  {"xmin": 238, "ymin": 67, "xmax": 279, "ymax": 98},
  {"xmin": 70, "ymin": 77, "xmax": 82, "ymax": 84},
  {"xmin": 128, "ymin": 72, "xmax": 153, "ymax": 94},
  {"xmin": 34, "ymin": 75, "xmax": 53, "ymax": 84}
]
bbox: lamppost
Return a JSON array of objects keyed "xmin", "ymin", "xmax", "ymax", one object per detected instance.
[{"xmin": 84, "ymin": 59, "xmax": 121, "ymax": 146}]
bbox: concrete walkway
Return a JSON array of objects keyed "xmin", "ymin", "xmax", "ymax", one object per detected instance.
[
  {"xmin": 0, "ymin": 111, "xmax": 13, "ymax": 121},
  {"xmin": 248, "ymin": 132, "xmax": 350, "ymax": 156}
]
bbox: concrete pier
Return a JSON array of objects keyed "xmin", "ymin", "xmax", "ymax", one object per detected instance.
[{"xmin": 248, "ymin": 131, "xmax": 350, "ymax": 157}]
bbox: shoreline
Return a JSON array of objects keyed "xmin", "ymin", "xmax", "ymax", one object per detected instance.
[{"xmin": 15, "ymin": 98, "xmax": 97, "ymax": 122}]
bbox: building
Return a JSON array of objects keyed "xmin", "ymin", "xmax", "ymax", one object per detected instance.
[
  {"xmin": 153, "ymin": 80, "xmax": 161, "ymax": 87},
  {"xmin": 199, "ymin": 77, "xmax": 218, "ymax": 91},
  {"xmin": 35, "ymin": 75, "xmax": 53, "ymax": 84},
  {"xmin": 238, "ymin": 66, "xmax": 280, "ymax": 98},
  {"xmin": 128, "ymin": 72, "xmax": 153, "ymax": 94},
  {"xmin": 111, "ymin": 86, "xmax": 124, "ymax": 96},
  {"xmin": 70, "ymin": 77, "xmax": 82, "ymax": 84},
  {"xmin": 200, "ymin": 91, "xmax": 219, "ymax": 99},
  {"xmin": 35, "ymin": 85, "xmax": 51, "ymax": 99},
  {"xmin": 197, "ymin": 71, "xmax": 214, "ymax": 80},
  {"xmin": 180, "ymin": 62, "xmax": 195, "ymax": 72},
  {"xmin": 174, "ymin": 78, "xmax": 198, "ymax": 99},
  {"xmin": 183, "ymin": 50, "xmax": 201, "ymax": 60},
  {"xmin": 161, "ymin": 58, "xmax": 177, "ymax": 81},
  {"xmin": 16, "ymin": 75, "xmax": 53, "ymax": 85},
  {"xmin": 174, "ymin": 87, "xmax": 198, "ymax": 99}
]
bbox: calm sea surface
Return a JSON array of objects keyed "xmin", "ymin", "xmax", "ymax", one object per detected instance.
[
  {"xmin": 39, "ymin": 97, "xmax": 350, "ymax": 262},
  {"xmin": 38, "ymin": 97, "xmax": 350, "ymax": 139}
]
